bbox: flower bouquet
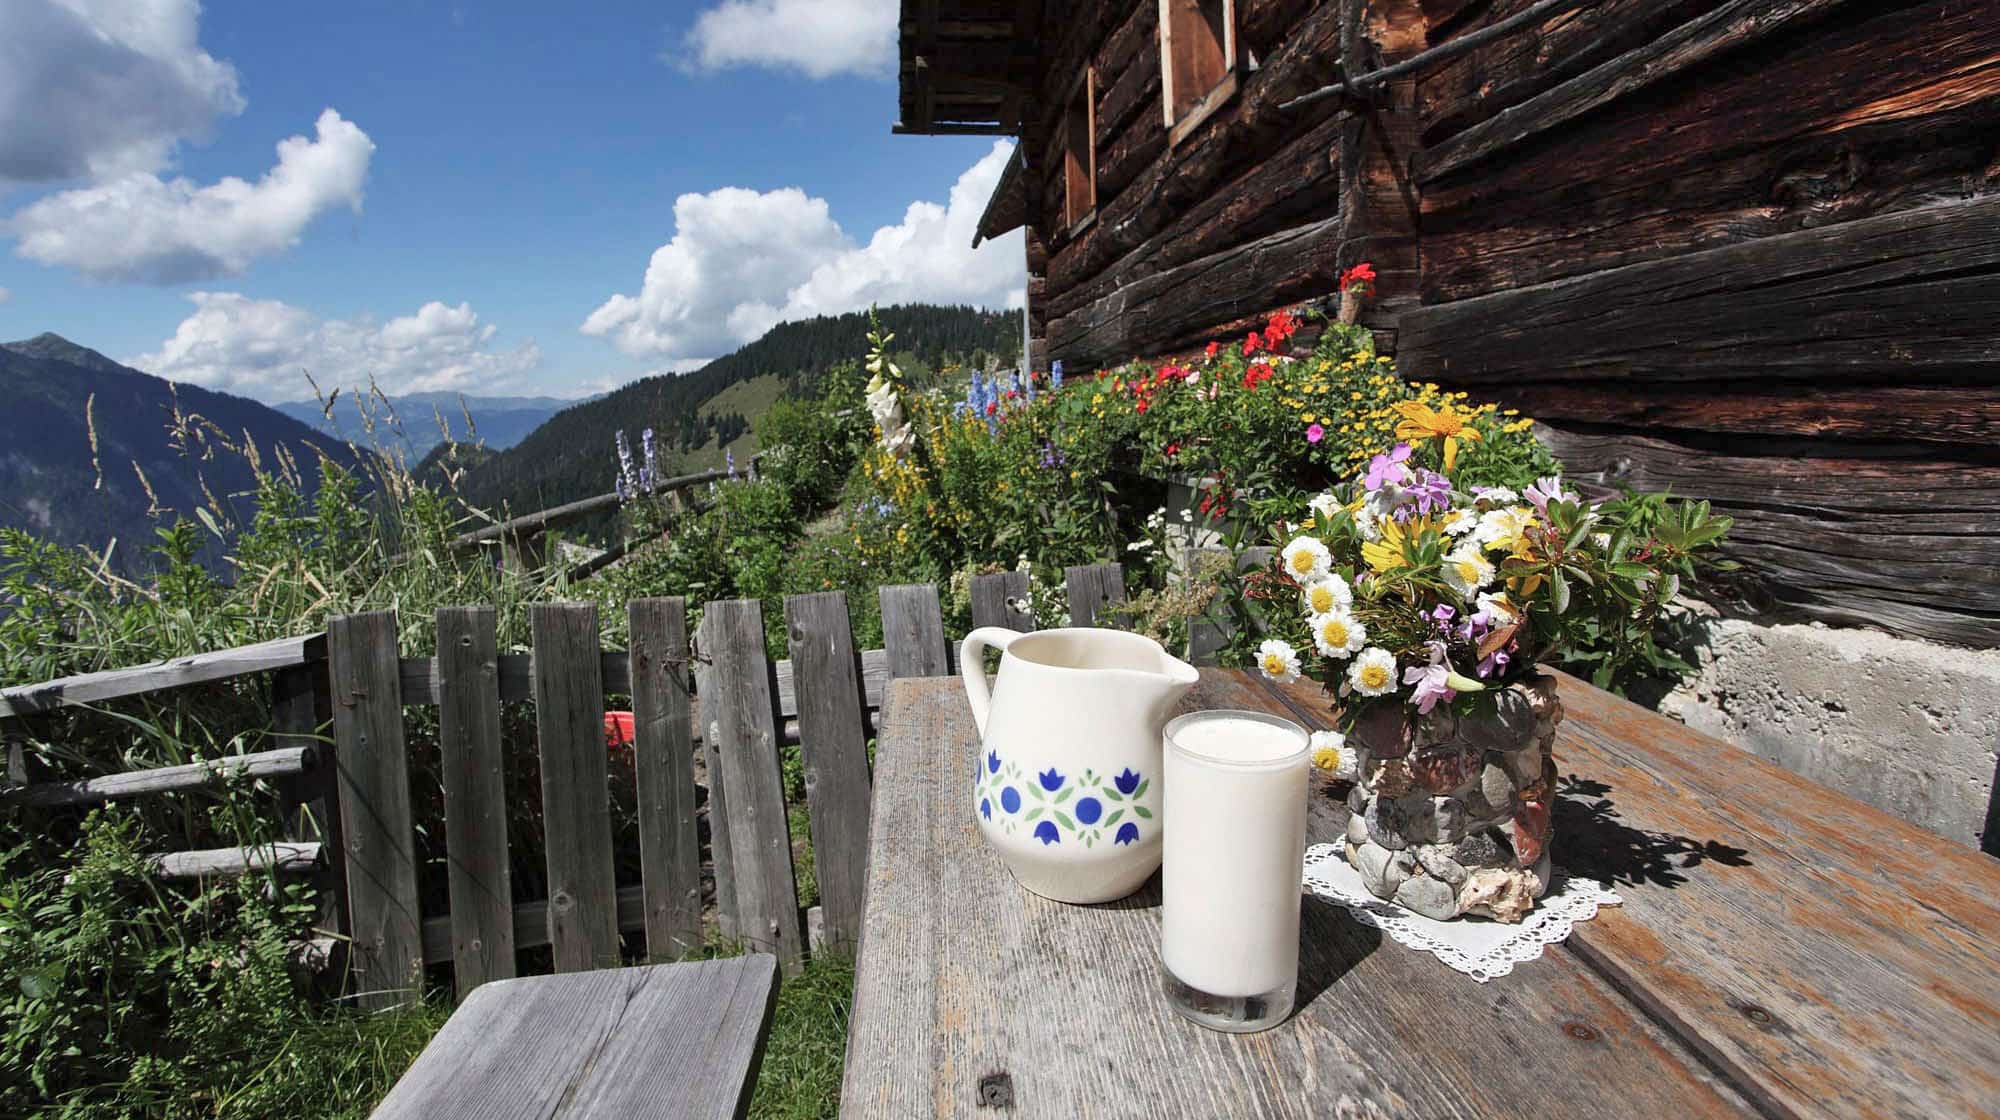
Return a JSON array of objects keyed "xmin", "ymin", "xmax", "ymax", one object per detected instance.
[{"xmin": 1249, "ymin": 406, "xmax": 1732, "ymax": 921}]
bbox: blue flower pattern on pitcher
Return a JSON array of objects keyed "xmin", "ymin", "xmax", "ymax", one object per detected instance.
[{"xmin": 976, "ymin": 753, "xmax": 1150, "ymax": 847}]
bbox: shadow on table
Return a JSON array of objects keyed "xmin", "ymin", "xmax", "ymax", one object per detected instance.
[
  {"xmin": 1296, "ymin": 894, "xmax": 1379, "ymax": 1010},
  {"xmin": 1556, "ymin": 775, "xmax": 1751, "ymax": 890}
]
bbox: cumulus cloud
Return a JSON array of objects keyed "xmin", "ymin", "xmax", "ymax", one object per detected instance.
[
  {"xmin": 583, "ymin": 141, "xmax": 1024, "ymax": 362},
  {"xmin": 0, "ymin": 0, "xmax": 244, "ymax": 184},
  {"xmin": 133, "ymin": 291, "xmax": 542, "ymax": 401},
  {"xmin": 8, "ymin": 109, "xmax": 374, "ymax": 284},
  {"xmin": 680, "ymin": 0, "xmax": 895, "ymax": 79}
]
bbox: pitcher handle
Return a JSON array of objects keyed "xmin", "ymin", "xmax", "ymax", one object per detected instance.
[{"xmin": 958, "ymin": 627, "xmax": 1020, "ymax": 738}]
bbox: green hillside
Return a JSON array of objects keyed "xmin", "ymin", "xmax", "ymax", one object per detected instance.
[{"xmin": 450, "ymin": 304, "xmax": 1018, "ymax": 517}]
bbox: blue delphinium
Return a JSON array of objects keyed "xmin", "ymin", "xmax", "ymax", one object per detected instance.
[
  {"xmin": 640, "ymin": 427, "xmax": 657, "ymax": 492},
  {"xmin": 726, "ymin": 448, "xmax": 736, "ymax": 479},
  {"xmin": 1050, "ymin": 360, "xmax": 1064, "ymax": 390}
]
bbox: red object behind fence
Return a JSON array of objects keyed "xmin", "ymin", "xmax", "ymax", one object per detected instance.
[{"xmin": 604, "ymin": 710, "xmax": 635, "ymax": 749}]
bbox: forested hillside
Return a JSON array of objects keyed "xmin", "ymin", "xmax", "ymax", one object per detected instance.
[
  {"xmin": 0, "ymin": 334, "xmax": 362, "ymax": 572},
  {"xmin": 451, "ymin": 304, "xmax": 1019, "ymax": 517}
]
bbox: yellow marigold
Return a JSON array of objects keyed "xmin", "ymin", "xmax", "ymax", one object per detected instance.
[{"xmin": 1393, "ymin": 400, "xmax": 1482, "ymax": 472}]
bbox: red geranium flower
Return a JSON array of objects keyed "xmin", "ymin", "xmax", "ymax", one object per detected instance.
[
  {"xmin": 1265, "ymin": 309, "xmax": 1297, "ymax": 343},
  {"xmin": 1204, "ymin": 341, "xmax": 1220, "ymax": 358},
  {"xmin": 1340, "ymin": 262, "xmax": 1377, "ymax": 294},
  {"xmin": 1243, "ymin": 331, "xmax": 1264, "ymax": 356}
]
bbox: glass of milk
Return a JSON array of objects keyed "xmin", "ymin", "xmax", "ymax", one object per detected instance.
[{"xmin": 1159, "ymin": 709, "xmax": 1310, "ymax": 1033}]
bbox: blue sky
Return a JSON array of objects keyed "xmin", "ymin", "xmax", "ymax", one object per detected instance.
[{"xmin": 0, "ymin": 0, "xmax": 1023, "ymax": 401}]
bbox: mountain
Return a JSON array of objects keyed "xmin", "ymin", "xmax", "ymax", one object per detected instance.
[
  {"xmin": 273, "ymin": 390, "xmax": 587, "ymax": 459},
  {"xmin": 0, "ymin": 333, "xmax": 363, "ymax": 572},
  {"xmin": 450, "ymin": 304, "xmax": 1021, "ymax": 518}
]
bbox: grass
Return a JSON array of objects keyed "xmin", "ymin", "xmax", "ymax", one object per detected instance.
[
  {"xmin": 748, "ymin": 952, "xmax": 857, "ymax": 1120},
  {"xmin": 204, "ymin": 1001, "xmax": 451, "ymax": 1119}
]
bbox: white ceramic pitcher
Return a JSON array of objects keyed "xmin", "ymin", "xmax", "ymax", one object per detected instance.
[{"xmin": 959, "ymin": 627, "xmax": 1200, "ymax": 903}]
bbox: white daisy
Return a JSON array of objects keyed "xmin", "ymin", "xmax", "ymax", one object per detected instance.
[
  {"xmin": 1310, "ymin": 610, "xmax": 1367, "ymax": 658},
  {"xmin": 1306, "ymin": 492, "xmax": 1342, "ymax": 524},
  {"xmin": 1280, "ymin": 536, "xmax": 1333, "ymax": 582},
  {"xmin": 1354, "ymin": 502, "xmax": 1384, "ymax": 543},
  {"xmin": 1441, "ymin": 545, "xmax": 1496, "ymax": 601},
  {"xmin": 1348, "ymin": 647, "xmax": 1398, "ymax": 697},
  {"xmin": 1299, "ymin": 575, "xmax": 1353, "ymax": 616},
  {"xmin": 1257, "ymin": 639, "xmax": 1302, "ymax": 684},
  {"xmin": 1440, "ymin": 508, "xmax": 1477, "ymax": 537},
  {"xmin": 1473, "ymin": 485, "xmax": 1519, "ymax": 504},
  {"xmin": 1309, "ymin": 730, "xmax": 1356, "ymax": 778}
]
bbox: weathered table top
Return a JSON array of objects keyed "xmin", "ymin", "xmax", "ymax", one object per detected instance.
[
  {"xmin": 371, "ymin": 955, "xmax": 777, "ymax": 1120},
  {"xmin": 841, "ymin": 671, "xmax": 2000, "ymax": 1119}
]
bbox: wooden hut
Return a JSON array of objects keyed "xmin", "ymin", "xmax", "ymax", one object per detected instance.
[{"xmin": 896, "ymin": 0, "xmax": 2000, "ymax": 648}]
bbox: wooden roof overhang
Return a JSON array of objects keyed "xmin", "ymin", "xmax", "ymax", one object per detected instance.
[{"xmin": 895, "ymin": 0, "xmax": 1040, "ymax": 136}]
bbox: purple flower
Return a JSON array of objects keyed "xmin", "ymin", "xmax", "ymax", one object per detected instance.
[
  {"xmin": 1478, "ymin": 648, "xmax": 1512, "ymax": 679},
  {"xmin": 1430, "ymin": 604, "xmax": 1456, "ymax": 626},
  {"xmin": 1407, "ymin": 470, "xmax": 1453, "ymax": 518},
  {"xmin": 1402, "ymin": 641, "xmax": 1457, "ymax": 713},
  {"xmin": 1363, "ymin": 443, "xmax": 1414, "ymax": 491},
  {"xmin": 1306, "ymin": 423, "xmax": 1325, "ymax": 444},
  {"xmin": 1524, "ymin": 475, "xmax": 1574, "ymax": 517}
]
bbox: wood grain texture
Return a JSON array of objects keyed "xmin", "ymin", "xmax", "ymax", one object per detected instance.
[
  {"xmin": 1417, "ymin": 0, "xmax": 1853, "ymax": 182},
  {"xmin": 841, "ymin": 675, "xmax": 1757, "ymax": 1119},
  {"xmin": 328, "ymin": 611, "xmax": 423, "ymax": 1010},
  {"xmin": 1063, "ymin": 562, "xmax": 1126, "ymax": 627},
  {"xmin": 369, "ymin": 955, "xmax": 779, "ymax": 1120},
  {"xmin": 531, "ymin": 603, "xmax": 620, "ymax": 973},
  {"xmin": 879, "ymin": 584, "xmax": 950, "ymax": 679},
  {"xmin": 395, "ymin": 648, "xmax": 891, "ymax": 720},
  {"xmin": 783, "ymin": 592, "xmax": 875, "ymax": 954},
  {"xmin": 148, "ymin": 841, "xmax": 322, "ymax": 880},
  {"xmin": 629, "ymin": 597, "xmax": 703, "ymax": 960},
  {"xmin": 2, "ymin": 746, "xmax": 317, "ymax": 808},
  {"xmin": 272, "ymin": 658, "xmax": 343, "ymax": 938},
  {"xmin": 704, "ymin": 599, "xmax": 805, "ymax": 971},
  {"xmin": 0, "ymin": 631, "xmax": 327, "ymax": 718},
  {"xmin": 969, "ymin": 571, "xmax": 1033, "ymax": 631},
  {"xmin": 435, "ymin": 606, "xmax": 514, "ymax": 998},
  {"xmin": 1264, "ymin": 667, "xmax": 2000, "ymax": 1120},
  {"xmin": 420, "ymin": 883, "xmax": 645, "ymax": 965},
  {"xmin": 695, "ymin": 612, "xmax": 739, "ymax": 941}
]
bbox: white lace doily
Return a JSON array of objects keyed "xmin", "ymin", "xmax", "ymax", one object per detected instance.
[{"xmin": 1303, "ymin": 842, "xmax": 1622, "ymax": 982}]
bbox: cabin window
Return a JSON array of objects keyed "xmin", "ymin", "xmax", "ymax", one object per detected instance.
[
  {"xmin": 1159, "ymin": 0, "xmax": 1237, "ymax": 143},
  {"xmin": 1062, "ymin": 69, "xmax": 1096, "ymax": 231}
]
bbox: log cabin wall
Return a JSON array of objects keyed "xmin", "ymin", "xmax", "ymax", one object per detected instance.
[
  {"xmin": 1026, "ymin": 0, "xmax": 1427, "ymax": 370},
  {"xmin": 1394, "ymin": 0, "xmax": 2000, "ymax": 648}
]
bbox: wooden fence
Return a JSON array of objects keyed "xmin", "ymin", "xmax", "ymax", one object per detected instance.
[{"xmin": 0, "ymin": 563, "xmax": 1137, "ymax": 1010}]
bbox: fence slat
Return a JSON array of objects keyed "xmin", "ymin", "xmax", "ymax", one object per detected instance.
[
  {"xmin": 694, "ymin": 612, "xmax": 739, "ymax": 941},
  {"xmin": 1065, "ymin": 563, "xmax": 1127, "ymax": 628},
  {"xmin": 149, "ymin": 841, "xmax": 322, "ymax": 880},
  {"xmin": 879, "ymin": 584, "xmax": 949, "ymax": 678},
  {"xmin": 328, "ymin": 611, "xmax": 422, "ymax": 1010},
  {"xmin": 783, "ymin": 592, "xmax": 874, "ymax": 954},
  {"xmin": 970, "ymin": 571, "xmax": 1034, "ymax": 631},
  {"xmin": 629, "ymin": 597, "xmax": 702, "ymax": 959},
  {"xmin": 436, "ymin": 606, "xmax": 515, "ymax": 997},
  {"xmin": 2, "ymin": 746, "xmax": 317, "ymax": 809},
  {"xmin": 704, "ymin": 599, "xmax": 804, "ymax": 971},
  {"xmin": 531, "ymin": 603, "xmax": 620, "ymax": 973}
]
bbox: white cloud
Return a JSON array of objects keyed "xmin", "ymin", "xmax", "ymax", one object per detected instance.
[
  {"xmin": 0, "ymin": 0, "xmax": 244, "ymax": 184},
  {"xmin": 133, "ymin": 291, "xmax": 542, "ymax": 401},
  {"xmin": 680, "ymin": 0, "xmax": 895, "ymax": 79},
  {"xmin": 0, "ymin": 287, "xmax": 10, "ymax": 304},
  {"xmin": 583, "ymin": 141, "xmax": 1024, "ymax": 362},
  {"xmin": 8, "ymin": 109, "xmax": 374, "ymax": 284}
]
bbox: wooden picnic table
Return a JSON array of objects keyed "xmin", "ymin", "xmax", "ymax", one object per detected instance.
[
  {"xmin": 370, "ymin": 955, "xmax": 778, "ymax": 1120},
  {"xmin": 841, "ymin": 670, "xmax": 2000, "ymax": 1119}
]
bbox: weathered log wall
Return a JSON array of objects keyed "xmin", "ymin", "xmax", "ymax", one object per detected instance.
[
  {"xmin": 1402, "ymin": 0, "xmax": 2000, "ymax": 646},
  {"xmin": 1030, "ymin": 0, "xmax": 1417, "ymax": 369}
]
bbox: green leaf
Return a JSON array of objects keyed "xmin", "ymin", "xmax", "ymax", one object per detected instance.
[
  {"xmin": 1054, "ymin": 811, "xmax": 1076, "ymax": 830},
  {"xmin": 1133, "ymin": 779, "xmax": 1150, "ymax": 798},
  {"xmin": 1025, "ymin": 807, "xmax": 1043, "ymax": 821},
  {"xmin": 1133, "ymin": 805, "xmax": 1154, "ymax": 819},
  {"xmin": 1550, "ymin": 569, "xmax": 1571, "ymax": 615},
  {"xmin": 1053, "ymin": 787, "xmax": 1073, "ymax": 804},
  {"xmin": 1103, "ymin": 809, "xmax": 1124, "ymax": 826}
]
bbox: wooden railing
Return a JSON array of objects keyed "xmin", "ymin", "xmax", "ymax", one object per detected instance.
[{"xmin": 0, "ymin": 562, "xmax": 1137, "ymax": 1010}]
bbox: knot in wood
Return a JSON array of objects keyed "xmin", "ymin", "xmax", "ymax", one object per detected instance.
[
  {"xmin": 1562, "ymin": 1020, "xmax": 1599, "ymax": 1042},
  {"xmin": 977, "ymin": 1072, "xmax": 1014, "ymax": 1109},
  {"xmin": 551, "ymin": 889, "xmax": 573, "ymax": 912}
]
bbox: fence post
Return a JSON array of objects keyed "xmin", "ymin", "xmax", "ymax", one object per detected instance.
[
  {"xmin": 531, "ymin": 603, "xmax": 620, "ymax": 973},
  {"xmin": 435, "ymin": 606, "xmax": 515, "ymax": 997},
  {"xmin": 694, "ymin": 611, "xmax": 739, "ymax": 941},
  {"xmin": 272, "ymin": 657, "xmax": 346, "ymax": 949},
  {"xmin": 704, "ymin": 599, "xmax": 805, "ymax": 972},
  {"xmin": 970, "ymin": 570, "xmax": 1034, "ymax": 632},
  {"xmin": 327, "ymin": 611, "xmax": 423, "ymax": 1010},
  {"xmin": 629, "ymin": 597, "xmax": 703, "ymax": 960},
  {"xmin": 1065, "ymin": 563, "xmax": 1127, "ymax": 627},
  {"xmin": 879, "ymin": 584, "xmax": 949, "ymax": 678},
  {"xmin": 783, "ymin": 592, "xmax": 874, "ymax": 955}
]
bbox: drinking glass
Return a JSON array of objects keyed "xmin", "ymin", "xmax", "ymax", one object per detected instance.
[{"xmin": 1159, "ymin": 709, "xmax": 1310, "ymax": 1033}]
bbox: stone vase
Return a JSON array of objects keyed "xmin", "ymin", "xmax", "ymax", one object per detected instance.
[{"xmin": 1336, "ymin": 673, "xmax": 1563, "ymax": 922}]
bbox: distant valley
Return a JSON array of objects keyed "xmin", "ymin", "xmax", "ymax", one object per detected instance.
[{"xmin": 273, "ymin": 390, "xmax": 589, "ymax": 459}]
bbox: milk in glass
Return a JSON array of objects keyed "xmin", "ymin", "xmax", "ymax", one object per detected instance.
[{"xmin": 1160, "ymin": 710, "xmax": 1310, "ymax": 1032}]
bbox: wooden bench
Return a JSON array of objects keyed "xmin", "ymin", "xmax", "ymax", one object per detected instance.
[
  {"xmin": 369, "ymin": 955, "xmax": 778, "ymax": 1120},
  {"xmin": 842, "ymin": 669, "xmax": 2000, "ymax": 1118}
]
